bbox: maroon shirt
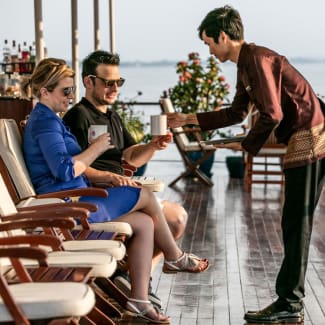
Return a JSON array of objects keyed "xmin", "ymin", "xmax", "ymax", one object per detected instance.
[{"xmin": 197, "ymin": 43, "xmax": 325, "ymax": 168}]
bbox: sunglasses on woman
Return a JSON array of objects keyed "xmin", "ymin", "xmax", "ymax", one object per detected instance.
[
  {"xmin": 62, "ymin": 86, "xmax": 76, "ymax": 96},
  {"xmin": 88, "ymin": 75, "xmax": 125, "ymax": 88}
]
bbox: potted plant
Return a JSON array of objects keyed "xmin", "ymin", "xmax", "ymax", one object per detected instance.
[{"xmin": 169, "ymin": 52, "xmax": 230, "ymax": 177}]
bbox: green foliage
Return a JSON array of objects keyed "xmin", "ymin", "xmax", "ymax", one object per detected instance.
[
  {"xmin": 169, "ymin": 52, "xmax": 230, "ymax": 140},
  {"xmin": 111, "ymin": 95, "xmax": 150, "ymax": 143}
]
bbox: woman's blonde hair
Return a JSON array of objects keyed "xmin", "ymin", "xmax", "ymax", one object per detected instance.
[{"xmin": 21, "ymin": 58, "xmax": 75, "ymax": 99}]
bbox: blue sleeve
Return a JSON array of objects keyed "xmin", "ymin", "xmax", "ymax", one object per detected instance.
[{"xmin": 31, "ymin": 117, "xmax": 77, "ymax": 182}]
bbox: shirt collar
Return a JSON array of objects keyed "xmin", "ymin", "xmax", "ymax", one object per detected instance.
[
  {"xmin": 237, "ymin": 42, "xmax": 251, "ymax": 68},
  {"xmin": 80, "ymin": 97, "xmax": 112, "ymax": 118}
]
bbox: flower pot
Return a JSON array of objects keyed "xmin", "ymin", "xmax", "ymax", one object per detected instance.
[{"xmin": 225, "ymin": 156, "xmax": 244, "ymax": 179}]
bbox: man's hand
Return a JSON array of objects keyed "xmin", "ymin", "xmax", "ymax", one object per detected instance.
[{"xmin": 150, "ymin": 132, "xmax": 173, "ymax": 150}]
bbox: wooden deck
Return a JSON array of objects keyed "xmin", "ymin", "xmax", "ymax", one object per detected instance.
[{"xmin": 129, "ymin": 159, "xmax": 325, "ymax": 325}]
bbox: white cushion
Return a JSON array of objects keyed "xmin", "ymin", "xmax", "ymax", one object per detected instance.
[
  {"xmin": 73, "ymin": 221, "xmax": 133, "ymax": 237},
  {"xmin": 0, "ymin": 282, "xmax": 95, "ymax": 321},
  {"xmin": 62, "ymin": 239, "xmax": 126, "ymax": 260},
  {"xmin": 0, "ymin": 119, "xmax": 36, "ymax": 198},
  {"xmin": 1, "ymin": 251, "xmax": 117, "ymax": 278},
  {"xmin": 16, "ymin": 197, "xmax": 64, "ymax": 208}
]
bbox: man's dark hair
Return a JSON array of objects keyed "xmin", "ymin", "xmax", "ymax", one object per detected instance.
[
  {"xmin": 198, "ymin": 5, "xmax": 244, "ymax": 43},
  {"xmin": 82, "ymin": 50, "xmax": 120, "ymax": 79}
]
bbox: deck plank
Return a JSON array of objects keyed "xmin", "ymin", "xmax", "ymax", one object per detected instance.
[{"xmin": 143, "ymin": 160, "xmax": 325, "ymax": 325}]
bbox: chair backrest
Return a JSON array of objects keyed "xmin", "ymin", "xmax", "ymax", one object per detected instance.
[
  {"xmin": 0, "ymin": 119, "xmax": 36, "ymax": 199},
  {"xmin": 160, "ymin": 97, "xmax": 191, "ymax": 150}
]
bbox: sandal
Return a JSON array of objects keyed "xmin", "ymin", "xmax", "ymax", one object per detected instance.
[
  {"xmin": 162, "ymin": 252, "xmax": 209, "ymax": 274},
  {"xmin": 125, "ymin": 298, "xmax": 170, "ymax": 324}
]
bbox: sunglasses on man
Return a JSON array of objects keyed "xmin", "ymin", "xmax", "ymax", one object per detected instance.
[{"xmin": 88, "ymin": 75, "xmax": 125, "ymax": 88}]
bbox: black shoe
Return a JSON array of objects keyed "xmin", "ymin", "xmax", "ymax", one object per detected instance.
[
  {"xmin": 113, "ymin": 272, "xmax": 162, "ymax": 309},
  {"xmin": 244, "ymin": 300, "xmax": 304, "ymax": 324}
]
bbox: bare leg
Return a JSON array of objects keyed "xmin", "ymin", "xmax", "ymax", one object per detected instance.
[
  {"xmin": 116, "ymin": 211, "xmax": 170, "ymax": 322},
  {"xmin": 116, "ymin": 211, "xmax": 153, "ymax": 300},
  {"xmin": 152, "ymin": 200, "xmax": 188, "ymax": 271},
  {"xmin": 130, "ymin": 188, "xmax": 183, "ymax": 261}
]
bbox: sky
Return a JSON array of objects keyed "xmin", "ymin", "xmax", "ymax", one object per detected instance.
[{"xmin": 1, "ymin": 0, "xmax": 325, "ymax": 63}]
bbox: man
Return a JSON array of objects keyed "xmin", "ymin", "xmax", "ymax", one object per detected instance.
[
  {"xmin": 63, "ymin": 50, "xmax": 188, "ymax": 307},
  {"xmin": 167, "ymin": 5, "xmax": 325, "ymax": 324}
]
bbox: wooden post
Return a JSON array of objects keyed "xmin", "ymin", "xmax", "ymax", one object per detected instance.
[{"xmin": 71, "ymin": 0, "xmax": 79, "ymax": 103}]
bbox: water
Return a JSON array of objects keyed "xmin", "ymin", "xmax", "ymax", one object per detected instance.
[
  {"xmin": 119, "ymin": 61, "xmax": 325, "ymax": 102},
  {"xmin": 78, "ymin": 61, "xmax": 325, "ymax": 163}
]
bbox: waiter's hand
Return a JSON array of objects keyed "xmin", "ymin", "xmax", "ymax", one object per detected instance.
[{"xmin": 166, "ymin": 112, "xmax": 188, "ymax": 128}]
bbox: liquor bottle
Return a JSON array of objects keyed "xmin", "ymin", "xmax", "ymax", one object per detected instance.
[
  {"xmin": 19, "ymin": 42, "xmax": 30, "ymax": 73},
  {"xmin": 2, "ymin": 39, "xmax": 12, "ymax": 73},
  {"xmin": 29, "ymin": 42, "xmax": 36, "ymax": 62},
  {"xmin": 11, "ymin": 40, "xmax": 19, "ymax": 73},
  {"xmin": 21, "ymin": 42, "xmax": 30, "ymax": 61}
]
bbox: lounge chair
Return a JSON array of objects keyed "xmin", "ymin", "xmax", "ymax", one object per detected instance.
[
  {"xmin": 0, "ymin": 118, "xmax": 132, "ymax": 240},
  {"xmin": 0, "ymin": 245, "xmax": 96, "ymax": 325}
]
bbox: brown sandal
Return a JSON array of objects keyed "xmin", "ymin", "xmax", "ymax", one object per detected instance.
[{"xmin": 162, "ymin": 252, "xmax": 209, "ymax": 274}]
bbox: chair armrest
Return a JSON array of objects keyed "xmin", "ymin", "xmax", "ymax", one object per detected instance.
[
  {"xmin": 0, "ymin": 217, "xmax": 76, "ymax": 235},
  {"xmin": 0, "ymin": 234, "xmax": 63, "ymax": 251},
  {"xmin": 0, "ymin": 246, "xmax": 48, "ymax": 266},
  {"xmin": 17, "ymin": 201, "xmax": 98, "ymax": 213},
  {"xmin": 13, "ymin": 206, "xmax": 91, "ymax": 229},
  {"xmin": 35, "ymin": 187, "xmax": 108, "ymax": 199}
]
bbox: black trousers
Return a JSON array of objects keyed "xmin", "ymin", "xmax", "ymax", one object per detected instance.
[{"xmin": 275, "ymin": 158, "xmax": 325, "ymax": 304}]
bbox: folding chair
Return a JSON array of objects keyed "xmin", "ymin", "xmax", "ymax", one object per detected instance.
[
  {"xmin": 243, "ymin": 105, "xmax": 287, "ymax": 192},
  {"xmin": 160, "ymin": 97, "xmax": 216, "ymax": 187}
]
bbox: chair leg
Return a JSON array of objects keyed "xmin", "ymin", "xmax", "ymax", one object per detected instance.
[
  {"xmin": 86, "ymin": 306, "xmax": 116, "ymax": 325},
  {"xmin": 94, "ymin": 277, "xmax": 128, "ymax": 309}
]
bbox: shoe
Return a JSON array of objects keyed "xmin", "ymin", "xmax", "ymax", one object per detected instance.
[
  {"xmin": 113, "ymin": 271, "xmax": 162, "ymax": 309},
  {"xmin": 163, "ymin": 252, "xmax": 209, "ymax": 274},
  {"xmin": 244, "ymin": 300, "xmax": 304, "ymax": 324},
  {"xmin": 125, "ymin": 298, "xmax": 170, "ymax": 323}
]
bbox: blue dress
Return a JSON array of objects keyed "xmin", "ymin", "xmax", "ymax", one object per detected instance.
[{"xmin": 23, "ymin": 103, "xmax": 141, "ymax": 223}]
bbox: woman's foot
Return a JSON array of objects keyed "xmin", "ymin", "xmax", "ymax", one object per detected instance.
[
  {"xmin": 125, "ymin": 298, "xmax": 170, "ymax": 324},
  {"xmin": 163, "ymin": 252, "xmax": 209, "ymax": 274}
]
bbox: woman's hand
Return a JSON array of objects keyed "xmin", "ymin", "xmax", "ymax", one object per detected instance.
[{"xmin": 90, "ymin": 132, "xmax": 115, "ymax": 153}]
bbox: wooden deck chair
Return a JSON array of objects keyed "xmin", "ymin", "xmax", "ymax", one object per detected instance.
[
  {"xmin": 243, "ymin": 104, "xmax": 287, "ymax": 192},
  {"xmin": 0, "ymin": 245, "xmax": 96, "ymax": 325},
  {"xmin": 0, "ymin": 174, "xmax": 130, "ymax": 317},
  {"xmin": 0, "ymin": 118, "xmax": 132, "ymax": 240},
  {"xmin": 160, "ymin": 96, "xmax": 216, "ymax": 187},
  {"xmin": 0, "ymin": 173, "xmax": 118, "ymax": 280}
]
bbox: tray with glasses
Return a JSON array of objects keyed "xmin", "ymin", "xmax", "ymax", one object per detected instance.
[{"xmin": 200, "ymin": 135, "xmax": 246, "ymax": 146}]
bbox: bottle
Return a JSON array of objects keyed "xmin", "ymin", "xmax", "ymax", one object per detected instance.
[
  {"xmin": 2, "ymin": 39, "xmax": 12, "ymax": 73},
  {"xmin": 11, "ymin": 40, "xmax": 19, "ymax": 73},
  {"xmin": 29, "ymin": 42, "xmax": 36, "ymax": 62},
  {"xmin": 21, "ymin": 41, "xmax": 30, "ymax": 61},
  {"xmin": 29, "ymin": 42, "xmax": 36, "ymax": 74}
]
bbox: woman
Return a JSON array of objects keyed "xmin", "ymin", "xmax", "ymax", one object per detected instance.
[{"xmin": 22, "ymin": 58, "xmax": 209, "ymax": 323}]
